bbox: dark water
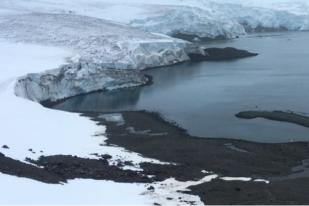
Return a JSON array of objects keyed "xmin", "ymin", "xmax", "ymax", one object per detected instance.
[{"xmin": 52, "ymin": 32, "xmax": 309, "ymax": 143}]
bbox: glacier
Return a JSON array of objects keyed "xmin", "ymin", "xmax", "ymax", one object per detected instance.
[
  {"xmin": 0, "ymin": 13, "xmax": 201, "ymax": 102},
  {"xmin": 2, "ymin": 0, "xmax": 309, "ymax": 40},
  {"xmin": 4, "ymin": 0, "xmax": 309, "ymax": 102},
  {"xmin": 0, "ymin": 0, "xmax": 308, "ymax": 102}
]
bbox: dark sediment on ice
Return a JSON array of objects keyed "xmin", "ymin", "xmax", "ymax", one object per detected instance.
[
  {"xmin": 189, "ymin": 47, "xmax": 258, "ymax": 62},
  {"xmin": 236, "ymin": 110, "xmax": 309, "ymax": 128}
]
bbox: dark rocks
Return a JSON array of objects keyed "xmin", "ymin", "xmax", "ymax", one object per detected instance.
[
  {"xmin": 236, "ymin": 110, "xmax": 309, "ymax": 128},
  {"xmin": 1, "ymin": 154, "xmax": 152, "ymax": 184},
  {"xmin": 0, "ymin": 153, "xmax": 62, "ymax": 184},
  {"xmin": 189, "ymin": 47, "xmax": 258, "ymax": 62},
  {"xmin": 2, "ymin": 145, "xmax": 9, "ymax": 149},
  {"xmin": 147, "ymin": 186, "xmax": 155, "ymax": 191},
  {"xmin": 172, "ymin": 33, "xmax": 225, "ymax": 42},
  {"xmin": 124, "ymin": 161, "xmax": 134, "ymax": 166},
  {"xmin": 101, "ymin": 154, "xmax": 112, "ymax": 159},
  {"xmin": 32, "ymin": 155, "xmax": 151, "ymax": 183},
  {"xmin": 28, "ymin": 148, "xmax": 36, "ymax": 154}
]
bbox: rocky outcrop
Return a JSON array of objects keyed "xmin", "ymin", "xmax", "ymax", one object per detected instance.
[
  {"xmin": 189, "ymin": 47, "xmax": 258, "ymax": 62},
  {"xmin": 236, "ymin": 110, "xmax": 309, "ymax": 128}
]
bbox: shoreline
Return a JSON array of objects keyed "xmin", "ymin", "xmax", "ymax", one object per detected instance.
[
  {"xmin": 86, "ymin": 110, "xmax": 309, "ymax": 204},
  {"xmin": 2, "ymin": 109, "xmax": 309, "ymax": 204}
]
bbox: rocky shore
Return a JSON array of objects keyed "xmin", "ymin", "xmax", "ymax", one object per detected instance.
[{"xmin": 236, "ymin": 110, "xmax": 309, "ymax": 128}]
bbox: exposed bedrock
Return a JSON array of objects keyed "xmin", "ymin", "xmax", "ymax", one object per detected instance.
[{"xmin": 189, "ymin": 47, "xmax": 258, "ymax": 62}]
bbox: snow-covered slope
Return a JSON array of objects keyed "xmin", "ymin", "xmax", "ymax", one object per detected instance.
[{"xmin": 0, "ymin": 41, "xmax": 151, "ymax": 204}]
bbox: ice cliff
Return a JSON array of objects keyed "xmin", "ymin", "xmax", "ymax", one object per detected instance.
[{"xmin": 0, "ymin": 13, "xmax": 200, "ymax": 102}]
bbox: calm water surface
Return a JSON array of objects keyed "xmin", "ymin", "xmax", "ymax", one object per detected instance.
[{"xmin": 53, "ymin": 32, "xmax": 309, "ymax": 143}]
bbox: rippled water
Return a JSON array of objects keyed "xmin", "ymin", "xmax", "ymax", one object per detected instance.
[{"xmin": 52, "ymin": 32, "xmax": 309, "ymax": 143}]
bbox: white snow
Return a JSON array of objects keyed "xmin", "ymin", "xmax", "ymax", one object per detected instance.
[
  {"xmin": 254, "ymin": 179, "xmax": 270, "ymax": 184},
  {"xmin": 0, "ymin": 174, "xmax": 151, "ymax": 205},
  {"xmin": 220, "ymin": 177, "xmax": 252, "ymax": 182},
  {"xmin": 145, "ymin": 174, "xmax": 219, "ymax": 205},
  {"xmin": 0, "ymin": 40, "xmax": 163, "ymax": 204}
]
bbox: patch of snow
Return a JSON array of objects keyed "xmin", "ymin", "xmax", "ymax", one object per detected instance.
[
  {"xmin": 144, "ymin": 174, "xmax": 218, "ymax": 205},
  {"xmin": 220, "ymin": 177, "xmax": 252, "ymax": 181},
  {"xmin": 201, "ymin": 170, "xmax": 212, "ymax": 174},
  {"xmin": 220, "ymin": 176, "xmax": 270, "ymax": 184},
  {"xmin": 98, "ymin": 113, "xmax": 125, "ymax": 126},
  {"xmin": 0, "ymin": 174, "xmax": 151, "ymax": 205},
  {"xmin": 253, "ymin": 179, "xmax": 270, "ymax": 184}
]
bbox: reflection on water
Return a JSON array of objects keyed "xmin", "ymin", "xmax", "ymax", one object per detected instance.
[
  {"xmin": 55, "ymin": 87, "xmax": 143, "ymax": 112},
  {"xmin": 53, "ymin": 32, "xmax": 309, "ymax": 143}
]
